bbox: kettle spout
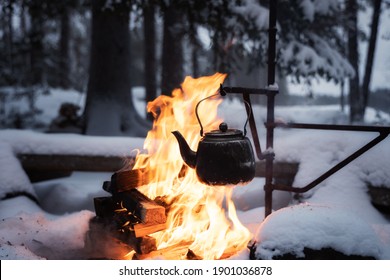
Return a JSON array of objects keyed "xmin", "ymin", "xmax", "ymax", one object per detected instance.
[{"xmin": 171, "ymin": 131, "xmax": 197, "ymax": 169}]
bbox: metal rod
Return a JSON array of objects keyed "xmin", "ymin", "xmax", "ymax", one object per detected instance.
[
  {"xmin": 271, "ymin": 131, "xmax": 389, "ymax": 193},
  {"xmin": 277, "ymin": 122, "xmax": 390, "ymax": 134},
  {"xmin": 263, "ymin": 0, "xmax": 278, "ymax": 218},
  {"xmin": 221, "ymin": 86, "xmax": 277, "ymax": 96},
  {"xmin": 268, "ymin": 0, "xmax": 278, "ymax": 86},
  {"xmin": 264, "ymin": 91, "xmax": 277, "ymax": 218}
]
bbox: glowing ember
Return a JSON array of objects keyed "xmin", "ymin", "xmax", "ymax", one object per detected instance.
[{"xmin": 134, "ymin": 73, "xmax": 252, "ymax": 260}]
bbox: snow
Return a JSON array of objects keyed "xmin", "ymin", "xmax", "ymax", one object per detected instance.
[
  {"xmin": 1, "ymin": 87, "xmax": 390, "ymax": 260},
  {"xmin": 0, "ymin": 199, "xmax": 94, "ymax": 260},
  {"xmin": 1, "ymin": 87, "xmax": 85, "ymax": 129},
  {"xmin": 0, "ymin": 142, "xmax": 37, "ymax": 200},
  {"xmin": 232, "ymin": 0, "xmax": 269, "ymax": 30},
  {"xmin": 289, "ymin": 6, "xmax": 390, "ymax": 96},
  {"xmin": 0, "ymin": 129, "xmax": 145, "ymax": 157},
  {"xmin": 280, "ymin": 36, "xmax": 355, "ymax": 83},
  {"xmin": 299, "ymin": 0, "xmax": 339, "ymax": 22},
  {"xmin": 255, "ymin": 203, "xmax": 383, "ymax": 259}
]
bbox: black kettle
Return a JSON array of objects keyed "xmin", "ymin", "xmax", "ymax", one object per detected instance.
[{"xmin": 171, "ymin": 94, "xmax": 255, "ymax": 186}]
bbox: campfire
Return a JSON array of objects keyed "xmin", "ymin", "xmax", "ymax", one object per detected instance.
[
  {"xmin": 87, "ymin": 73, "xmax": 252, "ymax": 260},
  {"xmin": 82, "ymin": 0, "xmax": 390, "ymax": 260}
]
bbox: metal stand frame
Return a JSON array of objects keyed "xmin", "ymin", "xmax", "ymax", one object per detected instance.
[
  {"xmin": 220, "ymin": 86, "xmax": 390, "ymax": 218},
  {"xmin": 219, "ymin": 0, "xmax": 390, "ymax": 218}
]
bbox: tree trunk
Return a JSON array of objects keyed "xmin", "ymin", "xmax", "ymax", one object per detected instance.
[
  {"xmin": 59, "ymin": 5, "xmax": 70, "ymax": 89},
  {"xmin": 346, "ymin": 0, "xmax": 364, "ymax": 123},
  {"xmin": 362, "ymin": 0, "xmax": 382, "ymax": 110},
  {"xmin": 160, "ymin": 4, "xmax": 184, "ymax": 96},
  {"xmin": 28, "ymin": 0, "xmax": 45, "ymax": 85},
  {"xmin": 20, "ymin": 0, "xmax": 30, "ymax": 86},
  {"xmin": 212, "ymin": 32, "xmax": 228, "ymax": 73},
  {"xmin": 340, "ymin": 79, "xmax": 345, "ymax": 112},
  {"xmin": 5, "ymin": 1, "xmax": 14, "ymax": 81},
  {"xmin": 84, "ymin": 0, "xmax": 150, "ymax": 136},
  {"xmin": 192, "ymin": 45, "xmax": 199, "ymax": 78},
  {"xmin": 143, "ymin": 4, "xmax": 157, "ymax": 121}
]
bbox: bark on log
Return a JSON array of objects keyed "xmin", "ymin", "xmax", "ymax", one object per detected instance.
[
  {"xmin": 114, "ymin": 189, "xmax": 167, "ymax": 224},
  {"xmin": 94, "ymin": 196, "xmax": 114, "ymax": 218},
  {"xmin": 110, "ymin": 164, "xmax": 187, "ymax": 192},
  {"xmin": 94, "ymin": 194, "xmax": 167, "ymax": 236}
]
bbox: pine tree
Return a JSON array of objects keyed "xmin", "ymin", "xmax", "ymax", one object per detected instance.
[{"xmin": 83, "ymin": 0, "xmax": 150, "ymax": 136}]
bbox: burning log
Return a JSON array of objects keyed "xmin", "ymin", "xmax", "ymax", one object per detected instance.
[
  {"xmin": 93, "ymin": 196, "xmax": 114, "ymax": 218},
  {"xmin": 132, "ymin": 222, "xmax": 167, "ymax": 238},
  {"xmin": 108, "ymin": 164, "xmax": 188, "ymax": 192},
  {"xmin": 134, "ymin": 241, "xmax": 193, "ymax": 260},
  {"xmin": 110, "ymin": 166, "xmax": 155, "ymax": 191},
  {"xmin": 114, "ymin": 189, "xmax": 167, "ymax": 224},
  {"xmin": 92, "ymin": 175, "xmax": 169, "ymax": 255},
  {"xmin": 134, "ymin": 242, "xmax": 234, "ymax": 260},
  {"xmin": 94, "ymin": 193, "xmax": 167, "ymax": 237},
  {"xmin": 92, "ymin": 183, "xmax": 168, "ymax": 255}
]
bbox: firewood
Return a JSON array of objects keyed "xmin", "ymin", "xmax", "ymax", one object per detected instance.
[
  {"xmin": 110, "ymin": 166, "xmax": 152, "ymax": 191},
  {"xmin": 110, "ymin": 164, "xmax": 187, "ymax": 192},
  {"xmin": 102, "ymin": 181, "xmax": 112, "ymax": 193},
  {"xmin": 110, "ymin": 210, "xmax": 167, "ymax": 237},
  {"xmin": 93, "ymin": 196, "xmax": 114, "ymax": 218},
  {"xmin": 135, "ymin": 241, "xmax": 193, "ymax": 260},
  {"xmin": 114, "ymin": 189, "xmax": 167, "ymax": 224},
  {"xmin": 95, "ymin": 196, "xmax": 167, "ymax": 237},
  {"xmin": 135, "ymin": 235, "xmax": 157, "ymax": 255},
  {"xmin": 110, "ymin": 206, "xmax": 167, "ymax": 237},
  {"xmin": 133, "ymin": 222, "xmax": 167, "ymax": 238},
  {"xmin": 133, "ymin": 239, "xmax": 242, "ymax": 260},
  {"xmin": 110, "ymin": 205, "xmax": 167, "ymax": 237}
]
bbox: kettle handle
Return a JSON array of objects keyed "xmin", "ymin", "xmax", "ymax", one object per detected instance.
[
  {"xmin": 195, "ymin": 91, "xmax": 252, "ymax": 137},
  {"xmin": 195, "ymin": 93, "xmax": 219, "ymax": 136}
]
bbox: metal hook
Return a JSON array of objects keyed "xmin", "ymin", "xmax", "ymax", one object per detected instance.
[{"xmin": 242, "ymin": 99, "xmax": 251, "ymax": 136}]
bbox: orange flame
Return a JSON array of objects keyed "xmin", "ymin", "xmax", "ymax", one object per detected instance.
[{"xmin": 135, "ymin": 73, "xmax": 251, "ymax": 259}]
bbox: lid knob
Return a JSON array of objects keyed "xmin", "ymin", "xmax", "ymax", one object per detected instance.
[{"xmin": 219, "ymin": 122, "xmax": 228, "ymax": 132}]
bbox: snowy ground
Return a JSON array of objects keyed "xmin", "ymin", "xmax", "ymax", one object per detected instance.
[{"xmin": 1, "ymin": 87, "xmax": 390, "ymax": 260}]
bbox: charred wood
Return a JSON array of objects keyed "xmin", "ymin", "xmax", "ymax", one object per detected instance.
[
  {"xmin": 93, "ymin": 192, "xmax": 167, "ymax": 237},
  {"xmin": 93, "ymin": 196, "xmax": 114, "ymax": 218},
  {"xmin": 110, "ymin": 164, "xmax": 187, "ymax": 192},
  {"xmin": 114, "ymin": 189, "xmax": 167, "ymax": 224}
]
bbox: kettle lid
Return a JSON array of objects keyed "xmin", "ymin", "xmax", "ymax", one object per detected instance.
[{"xmin": 204, "ymin": 122, "xmax": 243, "ymax": 138}]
